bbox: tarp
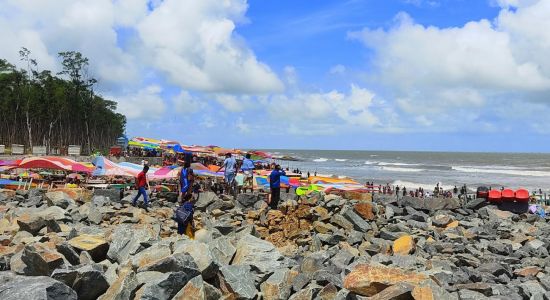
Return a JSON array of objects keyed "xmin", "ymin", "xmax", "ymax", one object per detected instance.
[
  {"xmin": 0, "ymin": 179, "xmax": 26, "ymax": 187},
  {"xmin": 18, "ymin": 157, "xmax": 92, "ymax": 173},
  {"xmin": 92, "ymin": 156, "xmax": 135, "ymax": 177},
  {"xmin": 308, "ymin": 176, "xmax": 359, "ymax": 185}
]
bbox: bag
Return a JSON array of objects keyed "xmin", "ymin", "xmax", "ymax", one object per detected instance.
[{"xmin": 173, "ymin": 203, "xmax": 193, "ymax": 224}]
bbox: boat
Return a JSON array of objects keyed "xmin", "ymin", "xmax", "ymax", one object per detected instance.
[
  {"xmin": 476, "ymin": 186, "xmax": 489, "ymax": 199},
  {"xmin": 515, "ymin": 189, "xmax": 530, "ymax": 203},
  {"xmin": 501, "ymin": 189, "xmax": 515, "ymax": 201},
  {"xmin": 487, "ymin": 190, "xmax": 502, "ymax": 203}
]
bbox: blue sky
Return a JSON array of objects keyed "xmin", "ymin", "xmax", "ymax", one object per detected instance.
[{"xmin": 1, "ymin": 0, "xmax": 549, "ymax": 152}]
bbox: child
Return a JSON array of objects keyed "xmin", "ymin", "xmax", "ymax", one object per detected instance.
[{"xmin": 175, "ymin": 193, "xmax": 195, "ymax": 239}]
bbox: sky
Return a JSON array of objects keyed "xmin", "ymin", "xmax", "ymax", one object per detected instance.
[{"xmin": 1, "ymin": 0, "xmax": 550, "ymax": 152}]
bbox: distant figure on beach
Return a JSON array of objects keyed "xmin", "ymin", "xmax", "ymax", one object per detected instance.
[
  {"xmin": 307, "ymin": 171, "xmax": 310, "ymax": 178},
  {"xmin": 403, "ymin": 187, "xmax": 407, "ymax": 197},
  {"xmin": 217, "ymin": 153, "xmax": 237, "ymax": 194},
  {"xmin": 241, "ymin": 153, "xmax": 255, "ymax": 193},
  {"xmin": 132, "ymin": 165, "xmax": 150, "ymax": 210},
  {"xmin": 314, "ymin": 171, "xmax": 317, "ymax": 176},
  {"xmin": 268, "ymin": 165, "xmax": 286, "ymax": 209}
]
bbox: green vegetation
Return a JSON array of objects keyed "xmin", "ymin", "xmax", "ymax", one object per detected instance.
[{"xmin": 0, "ymin": 48, "xmax": 126, "ymax": 154}]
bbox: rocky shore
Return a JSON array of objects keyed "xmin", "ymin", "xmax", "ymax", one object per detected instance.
[{"xmin": 1, "ymin": 188, "xmax": 550, "ymax": 299}]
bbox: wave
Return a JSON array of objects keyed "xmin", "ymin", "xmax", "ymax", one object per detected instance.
[
  {"xmin": 365, "ymin": 160, "xmax": 377, "ymax": 165},
  {"xmin": 381, "ymin": 166, "xmax": 425, "ymax": 172},
  {"xmin": 313, "ymin": 158, "xmax": 329, "ymax": 162},
  {"xmin": 370, "ymin": 155, "xmax": 378, "ymax": 157},
  {"xmin": 452, "ymin": 166, "xmax": 550, "ymax": 177},
  {"xmin": 378, "ymin": 162, "xmax": 421, "ymax": 167},
  {"xmin": 335, "ymin": 159, "xmax": 348, "ymax": 162},
  {"xmin": 391, "ymin": 180, "xmax": 456, "ymax": 191}
]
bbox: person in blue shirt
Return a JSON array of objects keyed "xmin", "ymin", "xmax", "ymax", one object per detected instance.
[
  {"xmin": 177, "ymin": 158, "xmax": 195, "ymax": 238},
  {"xmin": 269, "ymin": 164, "xmax": 286, "ymax": 209},
  {"xmin": 217, "ymin": 153, "xmax": 237, "ymax": 194},
  {"xmin": 241, "ymin": 153, "xmax": 255, "ymax": 193}
]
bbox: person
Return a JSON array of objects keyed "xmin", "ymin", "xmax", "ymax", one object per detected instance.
[
  {"xmin": 217, "ymin": 153, "xmax": 237, "ymax": 194},
  {"xmin": 268, "ymin": 165, "xmax": 286, "ymax": 209},
  {"xmin": 175, "ymin": 193, "xmax": 195, "ymax": 239},
  {"xmin": 178, "ymin": 159, "xmax": 194, "ymax": 203},
  {"xmin": 132, "ymin": 165, "xmax": 150, "ymax": 210},
  {"xmin": 453, "ymin": 185, "xmax": 458, "ymax": 194},
  {"xmin": 241, "ymin": 153, "xmax": 255, "ymax": 193}
]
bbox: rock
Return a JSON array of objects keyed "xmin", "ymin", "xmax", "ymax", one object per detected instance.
[
  {"xmin": 432, "ymin": 215, "xmax": 452, "ymax": 227},
  {"xmin": 236, "ymin": 193, "xmax": 260, "ymax": 208},
  {"xmin": 398, "ymin": 196, "xmax": 460, "ymax": 211},
  {"xmin": 209, "ymin": 236, "xmax": 236, "ymax": 266},
  {"xmin": 465, "ymin": 198, "xmax": 487, "ymax": 210},
  {"xmin": 330, "ymin": 214, "xmax": 354, "ymax": 231},
  {"xmin": 173, "ymin": 275, "xmax": 206, "ymax": 300},
  {"xmin": 51, "ymin": 268, "xmax": 78, "ymax": 286},
  {"xmin": 412, "ymin": 280, "xmax": 458, "ymax": 300},
  {"xmin": 195, "ymin": 192, "xmax": 219, "ymax": 211},
  {"xmin": 393, "ymin": 235, "xmax": 415, "ymax": 255},
  {"xmin": 131, "ymin": 242, "xmax": 171, "ymax": 269},
  {"xmin": 385, "ymin": 206, "xmax": 395, "ymax": 219},
  {"xmin": 137, "ymin": 253, "xmax": 200, "ymax": 276},
  {"xmin": 173, "ymin": 240, "xmax": 217, "ymax": 279},
  {"xmin": 519, "ymin": 280, "xmax": 546, "ymax": 298},
  {"xmin": 453, "ymin": 283, "xmax": 493, "ymax": 297},
  {"xmin": 379, "ymin": 230, "xmax": 407, "ymax": 241},
  {"xmin": 10, "ymin": 246, "xmax": 50, "ymax": 276},
  {"xmin": 16, "ymin": 214, "xmax": 46, "ymax": 235},
  {"xmin": 367, "ymin": 282, "xmax": 413, "ymax": 300},
  {"xmin": 138, "ymin": 272, "xmax": 194, "ymax": 300},
  {"xmin": 260, "ymin": 269, "xmax": 293, "ymax": 300},
  {"xmin": 107, "ymin": 225, "xmax": 158, "ymax": 264},
  {"xmin": 232, "ymin": 234, "xmax": 283, "ymax": 273},
  {"xmin": 68, "ymin": 234, "xmax": 109, "ymax": 262},
  {"xmin": 354, "ymin": 202, "xmax": 375, "ymax": 221},
  {"xmin": 45, "ymin": 191, "xmax": 75, "ymax": 209},
  {"xmin": 317, "ymin": 283, "xmax": 338, "ymax": 300},
  {"xmin": 343, "ymin": 264, "xmax": 429, "ymax": 297},
  {"xmin": 0, "ymin": 274, "xmax": 77, "ymax": 300},
  {"xmin": 92, "ymin": 189, "xmax": 120, "ymax": 203},
  {"xmin": 488, "ymin": 242, "xmax": 512, "ymax": 256},
  {"xmin": 218, "ymin": 265, "xmax": 257, "ymax": 299},
  {"xmin": 342, "ymin": 208, "xmax": 371, "ymax": 232},
  {"xmin": 514, "ymin": 266, "xmax": 541, "ymax": 277},
  {"xmin": 72, "ymin": 264, "xmax": 109, "ymax": 300},
  {"xmin": 98, "ymin": 266, "xmax": 138, "ymax": 300},
  {"xmin": 289, "ymin": 283, "xmax": 322, "ymax": 300},
  {"xmin": 457, "ymin": 289, "xmax": 488, "ymax": 300},
  {"xmin": 313, "ymin": 221, "xmax": 337, "ymax": 234}
]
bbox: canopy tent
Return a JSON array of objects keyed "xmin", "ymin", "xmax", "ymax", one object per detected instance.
[
  {"xmin": 308, "ymin": 176, "xmax": 359, "ymax": 185},
  {"xmin": 254, "ymin": 175, "xmax": 300, "ymax": 189},
  {"xmin": 152, "ymin": 163, "xmax": 223, "ymax": 179},
  {"xmin": 0, "ymin": 160, "xmax": 21, "ymax": 167},
  {"xmin": 249, "ymin": 150, "xmax": 272, "ymax": 160},
  {"xmin": 92, "ymin": 156, "xmax": 135, "ymax": 177},
  {"xmin": 18, "ymin": 157, "xmax": 92, "ymax": 173}
]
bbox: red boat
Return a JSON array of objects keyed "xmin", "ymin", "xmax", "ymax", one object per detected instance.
[
  {"xmin": 515, "ymin": 189, "xmax": 530, "ymax": 203},
  {"xmin": 501, "ymin": 189, "xmax": 515, "ymax": 201},
  {"xmin": 487, "ymin": 190, "xmax": 502, "ymax": 203}
]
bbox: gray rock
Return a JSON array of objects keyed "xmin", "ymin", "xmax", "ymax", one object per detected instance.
[
  {"xmin": 292, "ymin": 273, "xmax": 310, "ymax": 292},
  {"xmin": 0, "ymin": 274, "xmax": 77, "ymax": 300},
  {"xmin": 520, "ymin": 280, "xmax": 546, "ymax": 298},
  {"xmin": 72, "ymin": 264, "xmax": 109, "ymax": 300},
  {"xmin": 218, "ymin": 265, "xmax": 257, "ymax": 299},
  {"xmin": 488, "ymin": 242, "xmax": 513, "ymax": 256},
  {"xmin": 45, "ymin": 191, "xmax": 75, "ymax": 209},
  {"xmin": 173, "ymin": 275, "xmax": 206, "ymax": 299},
  {"xmin": 458, "ymin": 289, "xmax": 489, "ymax": 300},
  {"xmin": 10, "ymin": 246, "xmax": 50, "ymax": 276},
  {"xmin": 209, "ymin": 236, "xmax": 237, "ymax": 265},
  {"xmin": 173, "ymin": 240, "xmax": 218, "ymax": 279},
  {"xmin": 97, "ymin": 266, "xmax": 138, "ymax": 300},
  {"xmin": 260, "ymin": 268, "xmax": 292, "ymax": 300},
  {"xmin": 317, "ymin": 232, "xmax": 346, "ymax": 245},
  {"xmin": 465, "ymin": 198, "xmax": 487, "ymax": 210},
  {"xmin": 107, "ymin": 224, "xmax": 159, "ymax": 264},
  {"xmin": 379, "ymin": 229, "xmax": 407, "ymax": 241},
  {"xmin": 236, "ymin": 193, "xmax": 261, "ymax": 208},
  {"xmin": 16, "ymin": 215, "xmax": 47, "ymax": 235},
  {"xmin": 289, "ymin": 283, "xmax": 322, "ymax": 300},
  {"xmin": 232, "ymin": 234, "xmax": 283, "ymax": 274},
  {"xmin": 51, "ymin": 268, "xmax": 78, "ymax": 287},
  {"xmin": 342, "ymin": 208, "xmax": 371, "ymax": 232},
  {"xmin": 139, "ymin": 272, "xmax": 194, "ymax": 300},
  {"xmin": 330, "ymin": 214, "xmax": 354, "ymax": 231},
  {"xmin": 92, "ymin": 189, "xmax": 120, "ymax": 203},
  {"xmin": 195, "ymin": 192, "xmax": 219, "ymax": 211},
  {"xmin": 137, "ymin": 253, "xmax": 200, "ymax": 276}
]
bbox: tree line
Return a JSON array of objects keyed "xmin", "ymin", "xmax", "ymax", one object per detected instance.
[{"xmin": 0, "ymin": 48, "xmax": 126, "ymax": 155}]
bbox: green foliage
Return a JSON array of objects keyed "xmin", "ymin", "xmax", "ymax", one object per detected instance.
[{"xmin": 0, "ymin": 48, "xmax": 126, "ymax": 154}]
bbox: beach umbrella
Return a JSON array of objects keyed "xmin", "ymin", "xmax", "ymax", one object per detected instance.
[
  {"xmin": 19, "ymin": 171, "xmax": 41, "ymax": 180},
  {"xmin": 92, "ymin": 156, "xmax": 136, "ymax": 177},
  {"xmin": 18, "ymin": 156, "xmax": 92, "ymax": 173}
]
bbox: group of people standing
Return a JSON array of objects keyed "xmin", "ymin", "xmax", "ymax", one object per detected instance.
[{"xmin": 130, "ymin": 152, "xmax": 288, "ymax": 239}]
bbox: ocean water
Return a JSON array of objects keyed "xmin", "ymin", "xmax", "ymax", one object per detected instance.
[{"xmin": 266, "ymin": 150, "xmax": 550, "ymax": 192}]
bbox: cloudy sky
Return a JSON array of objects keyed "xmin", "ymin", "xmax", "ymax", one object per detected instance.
[{"xmin": 1, "ymin": 0, "xmax": 550, "ymax": 152}]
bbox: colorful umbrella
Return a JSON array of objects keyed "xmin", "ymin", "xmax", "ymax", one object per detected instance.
[
  {"xmin": 67, "ymin": 173, "xmax": 84, "ymax": 180},
  {"xmin": 18, "ymin": 156, "xmax": 92, "ymax": 173}
]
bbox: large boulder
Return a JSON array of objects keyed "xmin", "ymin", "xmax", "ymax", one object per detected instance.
[
  {"xmin": 173, "ymin": 275, "xmax": 206, "ymax": 300},
  {"xmin": 217, "ymin": 265, "xmax": 257, "ymax": 299},
  {"xmin": 72, "ymin": 265, "xmax": 109, "ymax": 300},
  {"xmin": 45, "ymin": 191, "xmax": 75, "ymax": 209},
  {"xmin": 16, "ymin": 213, "xmax": 47, "ymax": 235},
  {"xmin": 137, "ymin": 253, "xmax": 200, "ymax": 276},
  {"xmin": 354, "ymin": 202, "xmax": 375, "ymax": 221},
  {"xmin": 342, "ymin": 208, "xmax": 371, "ymax": 232},
  {"xmin": 0, "ymin": 273, "xmax": 77, "ymax": 300},
  {"xmin": 235, "ymin": 193, "xmax": 261, "ymax": 209},
  {"xmin": 136, "ymin": 272, "xmax": 194, "ymax": 300},
  {"xmin": 98, "ymin": 266, "xmax": 138, "ymax": 300},
  {"xmin": 107, "ymin": 225, "xmax": 159, "ymax": 264},
  {"xmin": 232, "ymin": 234, "xmax": 283, "ymax": 273},
  {"xmin": 398, "ymin": 196, "xmax": 460, "ymax": 211},
  {"xmin": 68, "ymin": 234, "xmax": 109, "ymax": 262},
  {"xmin": 131, "ymin": 242, "xmax": 171, "ymax": 269},
  {"xmin": 209, "ymin": 236, "xmax": 236, "ymax": 265},
  {"xmin": 343, "ymin": 264, "xmax": 429, "ymax": 297},
  {"xmin": 260, "ymin": 268, "xmax": 293, "ymax": 300},
  {"xmin": 393, "ymin": 235, "xmax": 416, "ymax": 255},
  {"xmin": 10, "ymin": 246, "xmax": 50, "ymax": 276},
  {"xmin": 173, "ymin": 240, "xmax": 218, "ymax": 279},
  {"xmin": 195, "ymin": 192, "xmax": 219, "ymax": 211}
]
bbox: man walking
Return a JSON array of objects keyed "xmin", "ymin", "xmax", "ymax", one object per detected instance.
[
  {"xmin": 217, "ymin": 153, "xmax": 237, "ymax": 195},
  {"xmin": 268, "ymin": 165, "xmax": 286, "ymax": 210},
  {"xmin": 241, "ymin": 153, "xmax": 255, "ymax": 193},
  {"xmin": 133, "ymin": 165, "xmax": 150, "ymax": 210}
]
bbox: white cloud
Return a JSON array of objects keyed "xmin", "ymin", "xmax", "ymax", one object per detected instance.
[
  {"xmin": 173, "ymin": 91, "xmax": 207, "ymax": 114},
  {"xmin": 215, "ymin": 94, "xmax": 249, "ymax": 112},
  {"xmin": 348, "ymin": 1, "xmax": 550, "ymax": 132},
  {"xmin": 136, "ymin": 0, "xmax": 284, "ymax": 94},
  {"xmin": 115, "ymin": 85, "xmax": 166, "ymax": 120},
  {"xmin": 235, "ymin": 117, "xmax": 251, "ymax": 133},
  {"xmin": 329, "ymin": 64, "xmax": 346, "ymax": 75}
]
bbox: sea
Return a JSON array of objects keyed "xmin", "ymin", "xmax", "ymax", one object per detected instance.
[{"xmin": 264, "ymin": 150, "xmax": 550, "ymax": 193}]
